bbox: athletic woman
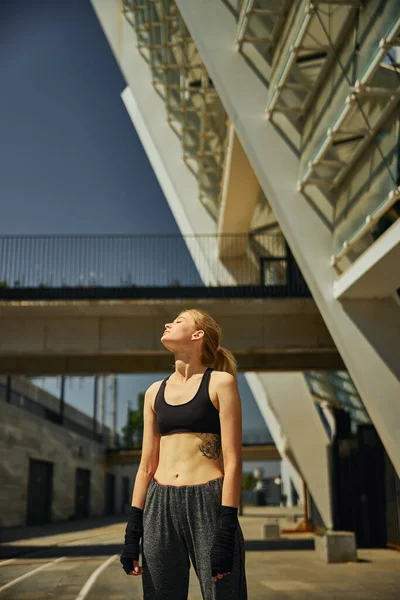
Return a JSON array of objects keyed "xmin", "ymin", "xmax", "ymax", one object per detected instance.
[{"xmin": 120, "ymin": 308, "xmax": 248, "ymax": 599}]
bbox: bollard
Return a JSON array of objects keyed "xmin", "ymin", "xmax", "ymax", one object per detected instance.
[
  {"xmin": 262, "ymin": 522, "xmax": 280, "ymax": 539},
  {"xmin": 314, "ymin": 531, "xmax": 357, "ymax": 563}
]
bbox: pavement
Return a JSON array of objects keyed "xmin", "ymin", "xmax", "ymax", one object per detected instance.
[{"xmin": 0, "ymin": 506, "xmax": 399, "ymax": 599}]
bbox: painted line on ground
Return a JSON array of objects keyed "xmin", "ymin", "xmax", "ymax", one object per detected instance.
[
  {"xmin": 0, "ymin": 556, "xmax": 66, "ymax": 593},
  {"xmin": 0, "ymin": 559, "xmax": 16, "ymax": 567},
  {"xmin": 75, "ymin": 554, "xmax": 119, "ymax": 600}
]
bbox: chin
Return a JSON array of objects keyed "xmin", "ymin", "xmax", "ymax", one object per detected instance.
[{"xmin": 161, "ymin": 337, "xmax": 174, "ymax": 351}]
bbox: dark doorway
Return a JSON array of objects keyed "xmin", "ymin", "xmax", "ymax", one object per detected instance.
[
  {"xmin": 75, "ymin": 468, "xmax": 91, "ymax": 519},
  {"xmin": 332, "ymin": 423, "xmax": 387, "ymax": 547},
  {"xmin": 105, "ymin": 473, "xmax": 116, "ymax": 515},
  {"xmin": 385, "ymin": 450, "xmax": 400, "ymax": 549},
  {"xmin": 26, "ymin": 459, "xmax": 53, "ymax": 526},
  {"xmin": 121, "ymin": 476, "xmax": 130, "ymax": 513}
]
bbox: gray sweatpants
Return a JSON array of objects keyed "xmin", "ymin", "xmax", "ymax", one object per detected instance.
[{"xmin": 141, "ymin": 476, "xmax": 247, "ymax": 600}]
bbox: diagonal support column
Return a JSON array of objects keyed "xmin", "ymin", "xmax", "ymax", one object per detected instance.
[
  {"xmin": 175, "ymin": 0, "xmax": 400, "ymax": 478},
  {"xmin": 246, "ymin": 372, "xmax": 333, "ymax": 528}
]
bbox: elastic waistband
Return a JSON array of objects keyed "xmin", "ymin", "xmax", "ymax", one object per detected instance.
[{"xmin": 152, "ymin": 475, "xmax": 224, "ymax": 489}]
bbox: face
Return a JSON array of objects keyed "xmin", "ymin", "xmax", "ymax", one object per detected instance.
[{"xmin": 161, "ymin": 311, "xmax": 204, "ymax": 351}]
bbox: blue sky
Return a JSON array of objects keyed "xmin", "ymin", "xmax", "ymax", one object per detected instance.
[{"xmin": 1, "ymin": 0, "xmax": 273, "ymax": 471}]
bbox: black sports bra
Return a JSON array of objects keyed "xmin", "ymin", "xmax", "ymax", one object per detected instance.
[{"xmin": 154, "ymin": 368, "xmax": 221, "ymax": 436}]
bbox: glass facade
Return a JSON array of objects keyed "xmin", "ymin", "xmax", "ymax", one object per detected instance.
[
  {"xmin": 236, "ymin": 0, "xmax": 291, "ymax": 64},
  {"xmin": 267, "ymin": 1, "xmax": 355, "ymax": 125},
  {"xmin": 334, "ymin": 110, "xmax": 399, "ymax": 256},
  {"xmin": 306, "ymin": 370, "xmax": 371, "ymax": 433},
  {"xmin": 222, "ymin": 0, "xmax": 400, "ymax": 270}
]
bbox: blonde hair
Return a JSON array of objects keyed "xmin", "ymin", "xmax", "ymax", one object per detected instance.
[{"xmin": 179, "ymin": 308, "xmax": 238, "ymax": 379}]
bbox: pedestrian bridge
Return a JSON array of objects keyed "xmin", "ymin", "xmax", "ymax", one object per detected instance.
[
  {"xmin": 0, "ymin": 234, "xmax": 343, "ymax": 374},
  {"xmin": 0, "ymin": 297, "xmax": 342, "ymax": 374}
]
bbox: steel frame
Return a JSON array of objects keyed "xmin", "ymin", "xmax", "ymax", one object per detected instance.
[
  {"xmin": 330, "ymin": 185, "xmax": 400, "ymax": 269},
  {"xmin": 235, "ymin": 0, "xmax": 291, "ymax": 60},
  {"xmin": 266, "ymin": 1, "xmax": 360, "ymax": 123},
  {"xmin": 122, "ymin": 0, "xmax": 228, "ymax": 218},
  {"xmin": 299, "ymin": 19, "xmax": 400, "ymax": 193}
]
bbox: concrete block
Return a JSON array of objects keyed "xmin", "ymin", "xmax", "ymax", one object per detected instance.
[
  {"xmin": 262, "ymin": 523, "xmax": 280, "ymax": 539},
  {"xmin": 314, "ymin": 531, "xmax": 357, "ymax": 563}
]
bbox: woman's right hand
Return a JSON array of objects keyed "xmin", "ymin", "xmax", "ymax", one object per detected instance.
[
  {"xmin": 120, "ymin": 554, "xmax": 144, "ymax": 576},
  {"xmin": 120, "ymin": 506, "xmax": 144, "ymax": 576},
  {"xmin": 127, "ymin": 559, "xmax": 143, "ymax": 576}
]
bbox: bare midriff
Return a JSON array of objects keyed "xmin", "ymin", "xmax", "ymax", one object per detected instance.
[
  {"xmin": 153, "ymin": 431, "xmax": 224, "ymax": 486},
  {"xmin": 151, "ymin": 370, "xmax": 225, "ymax": 486}
]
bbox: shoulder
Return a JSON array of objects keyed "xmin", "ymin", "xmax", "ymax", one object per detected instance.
[
  {"xmin": 210, "ymin": 370, "xmax": 237, "ymax": 389},
  {"xmin": 145, "ymin": 379, "xmax": 165, "ymax": 410},
  {"xmin": 210, "ymin": 371, "xmax": 241, "ymax": 415},
  {"xmin": 146, "ymin": 379, "xmax": 165, "ymax": 394}
]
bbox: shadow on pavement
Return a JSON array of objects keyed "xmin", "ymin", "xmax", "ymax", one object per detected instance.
[
  {"xmin": 1, "ymin": 538, "xmax": 315, "ymax": 560},
  {"xmin": 0, "ymin": 544, "xmax": 124, "ymax": 560},
  {"xmin": 0, "ymin": 514, "xmax": 126, "ymax": 545}
]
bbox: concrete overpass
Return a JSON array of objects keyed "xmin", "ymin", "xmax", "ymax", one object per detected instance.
[{"xmin": 0, "ymin": 297, "xmax": 343, "ymax": 375}]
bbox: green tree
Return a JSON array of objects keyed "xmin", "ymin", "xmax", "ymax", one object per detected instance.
[
  {"xmin": 122, "ymin": 392, "xmax": 145, "ymax": 449},
  {"xmin": 242, "ymin": 472, "xmax": 256, "ymax": 490}
]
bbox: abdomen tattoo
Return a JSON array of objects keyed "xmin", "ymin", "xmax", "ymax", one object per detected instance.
[{"xmin": 199, "ymin": 434, "xmax": 221, "ymax": 459}]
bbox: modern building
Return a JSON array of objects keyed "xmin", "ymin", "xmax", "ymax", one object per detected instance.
[{"xmin": 90, "ymin": 0, "xmax": 400, "ymax": 546}]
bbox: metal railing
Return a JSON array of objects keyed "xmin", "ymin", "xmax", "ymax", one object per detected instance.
[
  {"xmin": 0, "ymin": 233, "xmax": 311, "ymax": 300},
  {"xmin": 0, "ymin": 382, "xmax": 105, "ymax": 444}
]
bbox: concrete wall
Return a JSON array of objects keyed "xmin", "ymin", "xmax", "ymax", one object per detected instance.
[
  {"xmin": 0, "ymin": 390, "xmax": 137, "ymax": 527},
  {"xmin": 114, "ymin": 463, "xmax": 140, "ymax": 514},
  {"xmin": 0, "ymin": 399, "xmax": 106, "ymax": 527}
]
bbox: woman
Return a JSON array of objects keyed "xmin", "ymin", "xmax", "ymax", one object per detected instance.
[{"xmin": 120, "ymin": 308, "xmax": 248, "ymax": 600}]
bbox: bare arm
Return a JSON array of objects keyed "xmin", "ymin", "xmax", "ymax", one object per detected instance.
[
  {"xmin": 130, "ymin": 381, "xmax": 161, "ymax": 510},
  {"xmin": 216, "ymin": 373, "xmax": 243, "ymax": 509}
]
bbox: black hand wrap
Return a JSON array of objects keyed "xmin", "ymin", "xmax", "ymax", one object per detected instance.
[
  {"xmin": 210, "ymin": 505, "xmax": 238, "ymax": 578},
  {"xmin": 120, "ymin": 506, "xmax": 144, "ymax": 575}
]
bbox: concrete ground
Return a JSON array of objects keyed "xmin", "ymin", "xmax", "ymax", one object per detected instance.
[{"xmin": 0, "ymin": 506, "xmax": 399, "ymax": 599}]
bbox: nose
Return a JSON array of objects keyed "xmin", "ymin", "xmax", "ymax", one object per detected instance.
[{"xmin": 164, "ymin": 322, "xmax": 171, "ymax": 330}]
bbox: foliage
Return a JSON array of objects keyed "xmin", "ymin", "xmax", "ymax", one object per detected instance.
[
  {"xmin": 242, "ymin": 472, "xmax": 257, "ymax": 490},
  {"xmin": 122, "ymin": 392, "xmax": 145, "ymax": 449}
]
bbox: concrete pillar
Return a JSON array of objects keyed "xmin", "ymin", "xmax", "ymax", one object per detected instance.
[
  {"xmin": 247, "ymin": 372, "xmax": 333, "ymax": 528},
  {"xmin": 218, "ymin": 125, "xmax": 260, "ymax": 256},
  {"xmin": 245, "ymin": 373, "xmax": 305, "ymax": 507}
]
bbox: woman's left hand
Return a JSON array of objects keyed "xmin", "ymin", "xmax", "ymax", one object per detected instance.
[{"xmin": 212, "ymin": 571, "xmax": 231, "ymax": 582}]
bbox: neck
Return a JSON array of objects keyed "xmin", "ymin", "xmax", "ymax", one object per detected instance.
[{"xmin": 173, "ymin": 354, "xmax": 206, "ymax": 382}]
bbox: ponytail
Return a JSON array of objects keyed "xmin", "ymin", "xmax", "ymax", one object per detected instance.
[
  {"xmin": 178, "ymin": 308, "xmax": 238, "ymax": 380},
  {"xmin": 213, "ymin": 346, "xmax": 238, "ymax": 380}
]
